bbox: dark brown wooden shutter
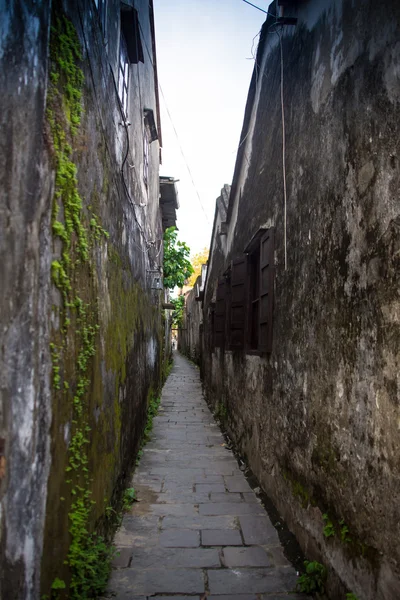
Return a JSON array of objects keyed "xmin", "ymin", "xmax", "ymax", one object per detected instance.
[
  {"xmin": 225, "ymin": 270, "xmax": 232, "ymax": 349},
  {"xmin": 230, "ymin": 256, "xmax": 248, "ymax": 349},
  {"xmin": 258, "ymin": 228, "xmax": 275, "ymax": 353},
  {"xmin": 214, "ymin": 278, "xmax": 226, "ymax": 348},
  {"xmin": 209, "ymin": 304, "xmax": 215, "ymax": 349}
]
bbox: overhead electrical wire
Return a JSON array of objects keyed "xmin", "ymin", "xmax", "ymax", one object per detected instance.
[
  {"xmin": 276, "ymin": 27, "xmax": 288, "ymax": 271},
  {"xmin": 137, "ymin": 18, "xmax": 211, "ymax": 227},
  {"xmin": 239, "ymin": 2, "xmax": 289, "ymax": 270},
  {"xmin": 76, "ymin": 3, "xmax": 147, "ymax": 247},
  {"xmin": 158, "ymin": 90, "xmax": 211, "ymax": 226},
  {"xmin": 242, "ymin": 0, "xmax": 277, "ymax": 18},
  {"xmin": 76, "ymin": 0, "xmax": 163, "ymax": 270}
]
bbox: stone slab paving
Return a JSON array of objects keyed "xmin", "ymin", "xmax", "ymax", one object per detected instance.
[{"xmin": 106, "ymin": 352, "xmax": 307, "ymax": 600}]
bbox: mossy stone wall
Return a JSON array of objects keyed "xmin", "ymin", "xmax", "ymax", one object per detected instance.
[
  {"xmin": 40, "ymin": 4, "xmax": 165, "ymax": 598},
  {"xmin": 202, "ymin": 1, "xmax": 400, "ymax": 598}
]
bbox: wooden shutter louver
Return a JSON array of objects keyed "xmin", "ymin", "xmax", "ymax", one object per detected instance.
[
  {"xmin": 120, "ymin": 7, "xmax": 144, "ymax": 64},
  {"xmin": 209, "ymin": 304, "xmax": 215, "ymax": 349},
  {"xmin": 214, "ymin": 278, "xmax": 226, "ymax": 348},
  {"xmin": 258, "ymin": 228, "xmax": 275, "ymax": 353},
  {"xmin": 230, "ymin": 256, "xmax": 248, "ymax": 349}
]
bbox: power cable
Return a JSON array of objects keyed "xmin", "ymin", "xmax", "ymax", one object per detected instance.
[
  {"xmin": 77, "ymin": 0, "xmax": 163, "ymax": 269},
  {"xmin": 242, "ymin": 0, "xmax": 276, "ymax": 18},
  {"xmin": 76, "ymin": 3, "xmax": 144, "ymax": 243},
  {"xmin": 137, "ymin": 18, "xmax": 211, "ymax": 227},
  {"xmin": 272, "ymin": 26, "xmax": 288, "ymax": 270},
  {"xmin": 158, "ymin": 90, "xmax": 211, "ymax": 226},
  {"xmin": 244, "ymin": 16, "xmax": 288, "ymax": 271}
]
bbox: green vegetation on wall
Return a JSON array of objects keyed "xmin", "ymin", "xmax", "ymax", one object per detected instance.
[
  {"xmin": 46, "ymin": 10, "xmax": 111, "ymax": 598},
  {"xmin": 296, "ymin": 560, "xmax": 327, "ymax": 595},
  {"xmin": 282, "ymin": 466, "xmax": 377, "ymax": 571}
]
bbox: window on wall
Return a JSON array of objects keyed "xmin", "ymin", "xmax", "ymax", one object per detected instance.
[
  {"xmin": 120, "ymin": 6, "xmax": 144, "ymax": 65},
  {"xmin": 244, "ymin": 227, "xmax": 275, "ymax": 353},
  {"xmin": 118, "ymin": 34, "xmax": 129, "ymax": 116},
  {"xmin": 214, "ymin": 278, "xmax": 227, "ymax": 348},
  {"xmin": 209, "ymin": 303, "xmax": 216, "ymax": 349},
  {"xmin": 229, "ymin": 257, "xmax": 247, "ymax": 350},
  {"xmin": 248, "ymin": 249, "xmax": 260, "ymax": 350},
  {"xmin": 143, "ymin": 109, "xmax": 158, "ymax": 188},
  {"xmin": 224, "ymin": 267, "xmax": 232, "ymax": 348},
  {"xmin": 143, "ymin": 129, "xmax": 150, "ymax": 187},
  {"xmin": 212, "ymin": 227, "xmax": 275, "ymax": 354},
  {"xmin": 94, "ymin": 0, "xmax": 107, "ymax": 35},
  {"xmin": 118, "ymin": 6, "xmax": 144, "ymax": 117},
  {"xmin": 257, "ymin": 228, "xmax": 275, "ymax": 353}
]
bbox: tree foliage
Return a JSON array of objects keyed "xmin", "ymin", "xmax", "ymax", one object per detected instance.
[
  {"xmin": 163, "ymin": 227, "xmax": 194, "ymax": 289},
  {"xmin": 187, "ymin": 247, "xmax": 209, "ymax": 287},
  {"xmin": 171, "ymin": 295, "xmax": 185, "ymax": 327}
]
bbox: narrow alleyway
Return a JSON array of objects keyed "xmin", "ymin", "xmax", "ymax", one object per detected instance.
[{"xmin": 106, "ymin": 353, "xmax": 305, "ymax": 599}]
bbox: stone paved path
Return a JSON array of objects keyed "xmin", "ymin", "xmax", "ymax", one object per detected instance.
[{"xmin": 106, "ymin": 352, "xmax": 306, "ymax": 599}]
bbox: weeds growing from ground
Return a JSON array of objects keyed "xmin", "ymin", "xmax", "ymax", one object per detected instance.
[{"xmin": 296, "ymin": 560, "xmax": 327, "ymax": 594}]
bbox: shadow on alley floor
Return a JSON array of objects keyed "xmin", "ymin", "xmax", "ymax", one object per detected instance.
[{"xmin": 104, "ymin": 352, "xmax": 308, "ymax": 600}]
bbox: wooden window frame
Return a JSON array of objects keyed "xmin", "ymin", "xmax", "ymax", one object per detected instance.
[
  {"xmin": 224, "ymin": 267, "xmax": 232, "ymax": 349},
  {"xmin": 143, "ymin": 126, "xmax": 150, "ymax": 187},
  {"xmin": 118, "ymin": 34, "xmax": 129, "ymax": 117},
  {"xmin": 209, "ymin": 303, "xmax": 216, "ymax": 349},
  {"xmin": 258, "ymin": 228, "xmax": 275, "ymax": 353},
  {"xmin": 212, "ymin": 227, "xmax": 274, "ymax": 355},
  {"xmin": 120, "ymin": 6, "xmax": 144, "ymax": 65},
  {"xmin": 229, "ymin": 256, "xmax": 248, "ymax": 351},
  {"xmin": 244, "ymin": 227, "xmax": 275, "ymax": 355},
  {"xmin": 214, "ymin": 278, "xmax": 226, "ymax": 349},
  {"xmin": 94, "ymin": 0, "xmax": 107, "ymax": 35}
]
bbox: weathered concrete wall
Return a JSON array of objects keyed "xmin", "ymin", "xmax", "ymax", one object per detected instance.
[
  {"xmin": 163, "ymin": 290, "xmax": 173, "ymax": 365},
  {"xmin": 203, "ymin": 1, "xmax": 400, "ymax": 598},
  {"xmin": 179, "ymin": 284, "xmax": 203, "ymax": 365},
  {"xmin": 0, "ymin": 1, "xmax": 53, "ymax": 597},
  {"xmin": 0, "ymin": 0, "xmax": 166, "ymax": 597}
]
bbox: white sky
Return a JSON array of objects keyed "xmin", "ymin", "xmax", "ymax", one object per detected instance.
[{"xmin": 154, "ymin": 0, "xmax": 266, "ymax": 255}]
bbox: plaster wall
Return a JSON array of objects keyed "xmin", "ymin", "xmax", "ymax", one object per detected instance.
[
  {"xmin": 203, "ymin": 1, "xmax": 400, "ymax": 598},
  {"xmin": 0, "ymin": 0, "xmax": 166, "ymax": 597},
  {"xmin": 179, "ymin": 284, "xmax": 203, "ymax": 365},
  {"xmin": 0, "ymin": 1, "xmax": 53, "ymax": 597}
]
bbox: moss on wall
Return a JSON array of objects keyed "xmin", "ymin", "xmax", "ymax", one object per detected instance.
[
  {"xmin": 41, "ymin": 7, "xmax": 165, "ymax": 597},
  {"xmin": 39, "ymin": 1, "xmax": 167, "ymax": 595},
  {"xmin": 42, "ymin": 10, "xmax": 113, "ymax": 598}
]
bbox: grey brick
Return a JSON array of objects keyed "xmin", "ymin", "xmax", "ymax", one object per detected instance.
[
  {"xmin": 111, "ymin": 547, "xmax": 132, "ymax": 568},
  {"xmin": 207, "ymin": 596, "xmax": 258, "ymax": 600},
  {"xmin": 242, "ymin": 492, "xmax": 260, "ymax": 504},
  {"xmin": 207, "ymin": 568, "xmax": 297, "ymax": 594},
  {"xmin": 139, "ymin": 503, "xmax": 197, "ymax": 516},
  {"xmin": 225, "ymin": 476, "xmax": 253, "ymax": 493},
  {"xmin": 196, "ymin": 483, "xmax": 226, "ymax": 493},
  {"xmin": 223, "ymin": 546, "xmax": 271, "ymax": 567},
  {"xmin": 152, "ymin": 597, "xmax": 200, "ymax": 600},
  {"xmin": 209, "ymin": 492, "xmax": 244, "ymax": 503},
  {"xmin": 239, "ymin": 515, "xmax": 280, "ymax": 545},
  {"xmin": 162, "ymin": 515, "xmax": 236, "ymax": 530},
  {"xmin": 199, "ymin": 502, "xmax": 264, "ymax": 516},
  {"xmin": 267, "ymin": 545, "xmax": 292, "ymax": 567},
  {"xmin": 130, "ymin": 546, "xmax": 219, "ymax": 568},
  {"xmin": 201, "ymin": 528, "xmax": 243, "ymax": 546},
  {"xmin": 108, "ymin": 568, "xmax": 205, "ymax": 595},
  {"xmin": 260, "ymin": 596, "xmax": 306, "ymax": 600},
  {"xmin": 159, "ymin": 529, "xmax": 200, "ymax": 547}
]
